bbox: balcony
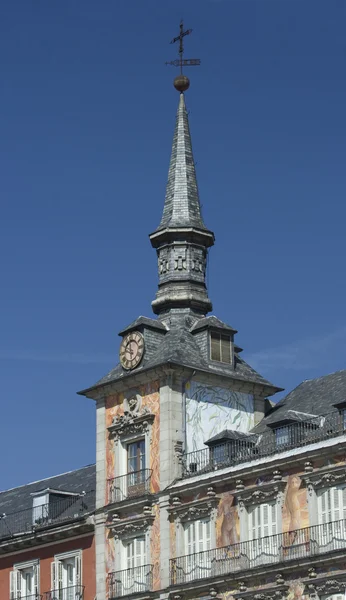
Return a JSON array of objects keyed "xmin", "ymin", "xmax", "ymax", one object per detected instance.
[
  {"xmin": 43, "ymin": 587, "xmax": 84, "ymax": 600},
  {"xmin": 107, "ymin": 470, "xmax": 152, "ymax": 504},
  {"xmin": 183, "ymin": 410, "xmax": 345, "ymax": 477},
  {"xmin": 108, "ymin": 565, "xmax": 153, "ymax": 598},
  {"xmin": 11, "ymin": 596, "xmax": 42, "ymax": 600},
  {"xmin": 170, "ymin": 519, "xmax": 346, "ymax": 586},
  {"xmin": 0, "ymin": 493, "xmax": 94, "ymax": 543}
]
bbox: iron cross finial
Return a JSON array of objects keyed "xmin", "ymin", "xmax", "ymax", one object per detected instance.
[{"xmin": 165, "ymin": 20, "xmax": 201, "ymax": 75}]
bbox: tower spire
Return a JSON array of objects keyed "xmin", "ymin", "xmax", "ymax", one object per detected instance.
[{"xmin": 149, "ymin": 24, "xmax": 214, "ymax": 317}]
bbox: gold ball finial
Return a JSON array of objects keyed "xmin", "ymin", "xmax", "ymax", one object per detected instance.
[{"xmin": 174, "ymin": 74, "xmax": 190, "ymax": 92}]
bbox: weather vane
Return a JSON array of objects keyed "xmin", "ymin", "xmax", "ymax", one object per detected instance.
[{"xmin": 165, "ymin": 20, "xmax": 201, "ymax": 92}]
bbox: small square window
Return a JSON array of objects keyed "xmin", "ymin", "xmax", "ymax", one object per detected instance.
[
  {"xmin": 275, "ymin": 426, "xmax": 290, "ymax": 447},
  {"xmin": 210, "ymin": 333, "xmax": 232, "ymax": 364}
]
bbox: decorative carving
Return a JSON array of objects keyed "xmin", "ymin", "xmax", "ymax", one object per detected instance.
[
  {"xmin": 174, "ymin": 249, "xmax": 187, "ymax": 271},
  {"xmin": 308, "ymin": 568, "xmax": 317, "ymax": 579},
  {"xmin": 159, "ymin": 251, "xmax": 170, "ymax": 274},
  {"xmin": 303, "ymin": 467, "xmax": 346, "ymax": 490},
  {"xmin": 273, "ymin": 470, "xmax": 282, "ymax": 482},
  {"xmin": 275, "ymin": 574, "xmax": 285, "ymax": 586},
  {"xmin": 236, "ymin": 588, "xmax": 289, "ymax": 600},
  {"xmin": 209, "ymin": 588, "xmax": 218, "ymax": 598},
  {"xmin": 168, "ymin": 497, "xmax": 220, "ymax": 522},
  {"xmin": 304, "ymin": 461, "xmax": 314, "ymax": 473},
  {"xmin": 307, "ymin": 579, "xmax": 346, "ymax": 595},
  {"xmin": 236, "ymin": 479, "xmax": 245, "ymax": 491},
  {"xmin": 237, "ymin": 481, "xmax": 286, "ymax": 507},
  {"xmin": 174, "ymin": 441, "xmax": 184, "ymax": 464},
  {"xmin": 108, "ymin": 407, "xmax": 155, "ymax": 441},
  {"xmin": 207, "ymin": 486, "xmax": 216, "ymax": 497},
  {"xmin": 108, "ymin": 515, "xmax": 155, "ymax": 538},
  {"xmin": 238, "ymin": 582, "xmax": 247, "ymax": 592}
]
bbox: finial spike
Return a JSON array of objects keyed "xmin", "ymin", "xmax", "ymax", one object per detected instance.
[{"xmin": 166, "ymin": 21, "xmax": 200, "ymax": 90}]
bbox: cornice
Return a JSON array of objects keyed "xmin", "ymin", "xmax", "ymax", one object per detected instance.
[
  {"xmin": 107, "ymin": 513, "xmax": 155, "ymax": 538},
  {"xmin": 301, "ymin": 465, "xmax": 346, "ymax": 490},
  {"xmin": 236, "ymin": 479, "xmax": 287, "ymax": 507},
  {"xmin": 168, "ymin": 495, "xmax": 220, "ymax": 522},
  {"xmin": 235, "ymin": 588, "xmax": 289, "ymax": 600},
  {"xmin": 305, "ymin": 576, "xmax": 346, "ymax": 596},
  {"xmin": 108, "ymin": 407, "xmax": 155, "ymax": 441}
]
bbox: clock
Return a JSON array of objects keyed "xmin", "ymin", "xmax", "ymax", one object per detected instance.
[{"xmin": 119, "ymin": 331, "xmax": 145, "ymax": 370}]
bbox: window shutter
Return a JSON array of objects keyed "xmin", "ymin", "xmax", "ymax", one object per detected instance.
[
  {"xmin": 210, "ymin": 334, "xmax": 221, "ymax": 361},
  {"xmin": 58, "ymin": 561, "xmax": 63, "ymax": 590},
  {"xmin": 205, "ymin": 518, "xmax": 211, "ymax": 551},
  {"xmin": 333, "ymin": 487, "xmax": 341, "ymax": 521},
  {"xmin": 16, "ymin": 571, "xmax": 21, "ymax": 597},
  {"xmin": 51, "ymin": 562, "xmax": 56, "ymax": 592},
  {"xmin": 75, "ymin": 554, "xmax": 81, "ymax": 585},
  {"xmin": 186, "ymin": 522, "xmax": 194, "ymax": 555},
  {"xmin": 263, "ymin": 504, "xmax": 269, "ymax": 537},
  {"xmin": 271, "ymin": 503, "xmax": 277, "ymax": 535},
  {"xmin": 221, "ymin": 335, "xmax": 231, "ymax": 363},
  {"xmin": 10, "ymin": 570, "xmax": 17, "ymax": 600},
  {"xmin": 33, "ymin": 563, "xmax": 40, "ymax": 596},
  {"xmin": 342, "ymin": 487, "xmax": 346, "ymax": 519}
]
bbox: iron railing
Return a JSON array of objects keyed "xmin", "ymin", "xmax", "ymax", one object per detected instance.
[
  {"xmin": 108, "ymin": 565, "xmax": 153, "ymax": 598},
  {"xmin": 183, "ymin": 410, "xmax": 346, "ymax": 477},
  {"xmin": 43, "ymin": 586, "xmax": 84, "ymax": 600},
  {"xmin": 10, "ymin": 595, "xmax": 42, "ymax": 600},
  {"xmin": 170, "ymin": 518, "xmax": 346, "ymax": 586},
  {"xmin": 107, "ymin": 469, "xmax": 152, "ymax": 504},
  {"xmin": 0, "ymin": 492, "xmax": 94, "ymax": 542}
]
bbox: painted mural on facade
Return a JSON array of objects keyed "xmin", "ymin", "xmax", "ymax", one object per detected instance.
[
  {"xmin": 185, "ymin": 381, "xmax": 254, "ymax": 452},
  {"xmin": 219, "ymin": 580, "xmax": 307, "ymax": 600},
  {"xmin": 216, "ymin": 492, "xmax": 240, "ymax": 547},
  {"xmin": 104, "ymin": 381, "xmax": 160, "ymax": 578},
  {"xmin": 283, "ymin": 475, "xmax": 309, "ymax": 533}
]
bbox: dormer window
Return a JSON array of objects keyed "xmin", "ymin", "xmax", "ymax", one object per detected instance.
[{"xmin": 210, "ymin": 332, "xmax": 232, "ymax": 364}]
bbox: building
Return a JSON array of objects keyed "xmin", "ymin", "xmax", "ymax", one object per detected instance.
[
  {"xmin": 0, "ymin": 464, "xmax": 96, "ymax": 600},
  {"xmin": 77, "ymin": 62, "xmax": 346, "ymax": 600}
]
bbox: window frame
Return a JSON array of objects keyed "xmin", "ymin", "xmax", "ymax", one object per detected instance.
[
  {"xmin": 209, "ymin": 332, "xmax": 233, "ymax": 365},
  {"xmin": 10, "ymin": 560, "xmax": 40, "ymax": 600}
]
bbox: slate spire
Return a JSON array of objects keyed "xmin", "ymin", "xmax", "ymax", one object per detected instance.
[
  {"xmin": 150, "ymin": 91, "xmax": 214, "ymax": 317},
  {"xmin": 157, "ymin": 92, "xmax": 208, "ymax": 232}
]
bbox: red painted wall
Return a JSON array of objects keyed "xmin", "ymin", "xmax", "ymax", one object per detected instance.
[{"xmin": 0, "ymin": 534, "xmax": 95, "ymax": 600}]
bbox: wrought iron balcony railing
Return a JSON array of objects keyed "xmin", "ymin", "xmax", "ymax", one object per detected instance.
[
  {"xmin": 43, "ymin": 585, "xmax": 84, "ymax": 600},
  {"xmin": 0, "ymin": 492, "xmax": 94, "ymax": 543},
  {"xmin": 108, "ymin": 565, "xmax": 153, "ymax": 598},
  {"xmin": 170, "ymin": 518, "xmax": 346, "ymax": 586},
  {"xmin": 107, "ymin": 469, "xmax": 152, "ymax": 504},
  {"xmin": 183, "ymin": 410, "xmax": 346, "ymax": 477},
  {"xmin": 10, "ymin": 595, "xmax": 42, "ymax": 600}
]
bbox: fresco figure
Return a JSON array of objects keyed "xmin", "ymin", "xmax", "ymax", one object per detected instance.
[
  {"xmin": 219, "ymin": 494, "xmax": 239, "ymax": 547},
  {"xmin": 285, "ymin": 475, "xmax": 302, "ymax": 531}
]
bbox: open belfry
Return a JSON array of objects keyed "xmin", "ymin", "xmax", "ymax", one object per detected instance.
[
  {"xmin": 77, "ymin": 20, "xmax": 346, "ymax": 600},
  {"xmin": 1, "ymin": 20, "xmax": 346, "ymax": 600}
]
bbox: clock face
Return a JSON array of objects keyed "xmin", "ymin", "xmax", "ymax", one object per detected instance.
[{"xmin": 119, "ymin": 331, "xmax": 145, "ymax": 370}]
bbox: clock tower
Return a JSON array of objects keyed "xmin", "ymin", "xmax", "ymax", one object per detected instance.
[{"xmin": 79, "ymin": 53, "xmax": 280, "ymax": 600}]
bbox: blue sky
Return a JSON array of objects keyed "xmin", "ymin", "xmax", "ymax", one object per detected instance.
[{"xmin": 1, "ymin": 0, "xmax": 345, "ymax": 490}]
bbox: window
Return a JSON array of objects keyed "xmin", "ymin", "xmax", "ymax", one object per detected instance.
[
  {"xmin": 127, "ymin": 440, "xmax": 145, "ymax": 473},
  {"xmin": 51, "ymin": 552, "xmax": 81, "ymax": 600},
  {"xmin": 275, "ymin": 426, "xmax": 290, "ymax": 447},
  {"xmin": 210, "ymin": 332, "xmax": 232, "ymax": 364},
  {"xmin": 184, "ymin": 518, "xmax": 211, "ymax": 581},
  {"xmin": 120, "ymin": 537, "xmax": 147, "ymax": 595},
  {"xmin": 318, "ymin": 486, "xmax": 346, "ymax": 523},
  {"xmin": 247, "ymin": 502, "xmax": 278, "ymax": 566},
  {"xmin": 127, "ymin": 440, "xmax": 146, "ymax": 496},
  {"xmin": 10, "ymin": 562, "xmax": 39, "ymax": 600}
]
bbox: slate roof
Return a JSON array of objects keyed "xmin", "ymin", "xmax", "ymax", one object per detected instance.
[
  {"xmin": 155, "ymin": 93, "xmax": 211, "ymax": 233},
  {"xmin": 79, "ymin": 314, "xmax": 280, "ymax": 396},
  {"xmin": 119, "ymin": 316, "xmax": 167, "ymax": 336},
  {"xmin": 253, "ymin": 370, "xmax": 346, "ymax": 434},
  {"xmin": 190, "ymin": 316, "xmax": 238, "ymax": 334},
  {"xmin": 206, "ymin": 429, "xmax": 257, "ymax": 445},
  {"xmin": 0, "ymin": 464, "xmax": 95, "ymax": 517}
]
